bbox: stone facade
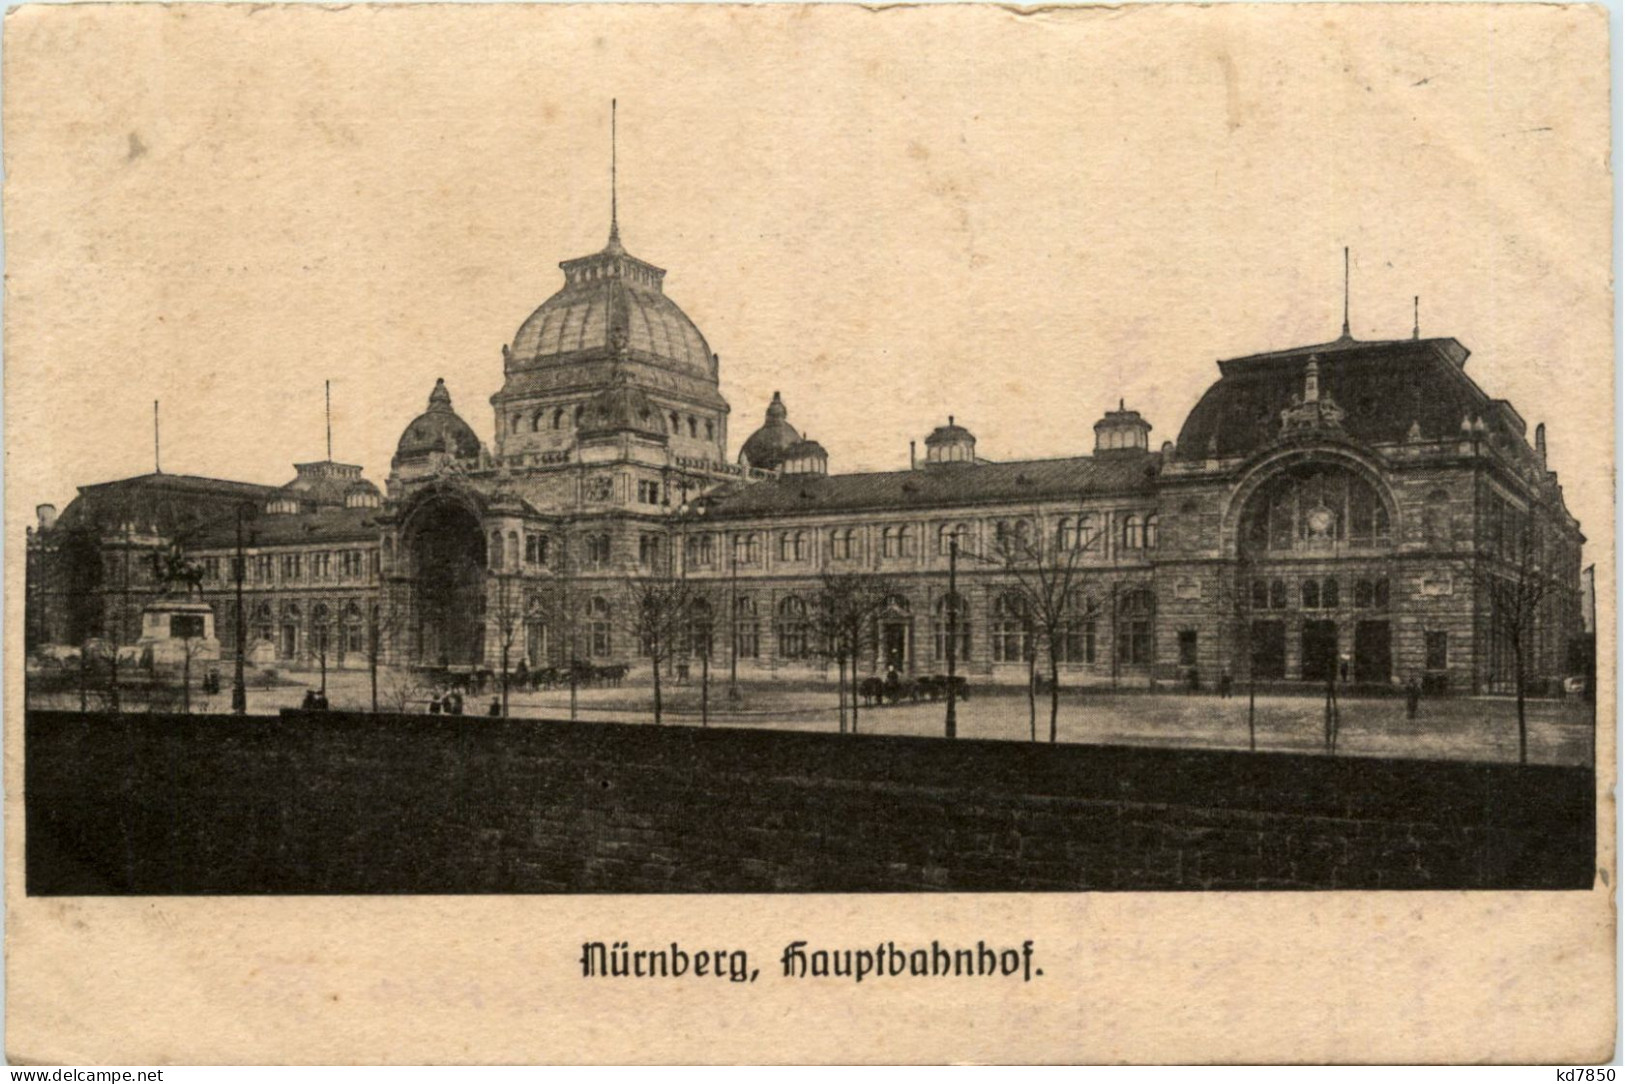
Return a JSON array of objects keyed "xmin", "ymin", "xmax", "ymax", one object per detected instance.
[{"xmin": 28, "ymin": 210, "xmax": 1586, "ymax": 696}]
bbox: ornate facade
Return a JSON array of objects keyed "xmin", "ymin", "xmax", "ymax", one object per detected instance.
[{"xmin": 28, "ymin": 204, "xmax": 1586, "ymax": 695}]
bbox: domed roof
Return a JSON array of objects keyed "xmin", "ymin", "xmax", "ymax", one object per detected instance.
[
  {"xmin": 780, "ymin": 437, "xmax": 829, "ymax": 476},
  {"xmin": 925, "ymin": 416, "xmax": 975, "ymax": 446},
  {"xmin": 507, "ymin": 240, "xmax": 714, "ymax": 376},
  {"xmin": 577, "ymin": 371, "xmax": 668, "ymax": 440},
  {"xmin": 740, "ymin": 391, "xmax": 800, "ymax": 470},
  {"xmin": 396, "ymin": 379, "xmax": 482, "ymax": 461}
]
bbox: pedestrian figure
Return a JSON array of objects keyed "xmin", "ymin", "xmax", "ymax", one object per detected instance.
[
  {"xmin": 1218, "ymin": 670, "xmax": 1233, "ymax": 699},
  {"xmin": 1405, "ymin": 676, "xmax": 1421, "ymax": 721},
  {"xmin": 301, "ymin": 689, "xmax": 318, "ymax": 711},
  {"xmin": 488, "ymin": 696, "xmax": 502, "ymax": 716},
  {"xmin": 448, "ymin": 690, "xmax": 464, "ymax": 715},
  {"xmin": 428, "ymin": 690, "xmax": 442, "ymax": 714}
]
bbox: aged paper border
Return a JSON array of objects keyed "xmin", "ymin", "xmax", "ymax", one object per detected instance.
[{"xmin": 2, "ymin": 2, "xmax": 1615, "ymax": 1064}]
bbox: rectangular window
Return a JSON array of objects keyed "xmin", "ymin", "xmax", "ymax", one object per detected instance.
[
  {"xmin": 310, "ymin": 552, "xmax": 331, "ymax": 580},
  {"xmin": 639, "ymin": 533, "xmax": 662, "ymax": 569},
  {"xmin": 254, "ymin": 555, "xmax": 274, "ymax": 583},
  {"xmin": 1178, "ymin": 629, "xmax": 1198, "ymax": 667},
  {"xmin": 201, "ymin": 557, "xmax": 221, "ymax": 582},
  {"xmin": 279, "ymin": 554, "xmax": 302, "ymax": 581},
  {"xmin": 340, "ymin": 550, "xmax": 365, "ymax": 578},
  {"xmin": 1425, "ymin": 631, "xmax": 1448, "ymax": 671},
  {"xmin": 637, "ymin": 480, "xmax": 663, "ymax": 505}
]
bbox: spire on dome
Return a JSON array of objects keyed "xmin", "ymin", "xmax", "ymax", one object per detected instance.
[
  {"xmin": 605, "ymin": 98, "xmax": 623, "ymax": 254},
  {"xmin": 428, "ymin": 378, "xmax": 452, "ymax": 411}
]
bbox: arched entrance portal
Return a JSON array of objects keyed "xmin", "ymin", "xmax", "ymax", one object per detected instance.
[{"xmin": 404, "ymin": 498, "xmax": 487, "ymax": 669}]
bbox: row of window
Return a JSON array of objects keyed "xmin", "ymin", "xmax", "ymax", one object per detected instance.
[
  {"xmin": 1248, "ymin": 577, "xmax": 1391, "ymax": 611},
  {"xmin": 200, "ymin": 550, "xmax": 375, "ymax": 586},
  {"xmin": 536, "ymin": 588, "xmax": 1157, "ymax": 666},
  {"xmin": 511, "ymin": 405, "xmax": 716, "ymax": 441},
  {"xmin": 682, "ymin": 516, "xmax": 1161, "ymax": 570}
]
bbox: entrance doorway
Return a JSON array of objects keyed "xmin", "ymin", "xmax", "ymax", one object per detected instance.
[
  {"xmin": 1301, "ymin": 620, "xmax": 1337, "ymax": 682},
  {"xmin": 881, "ymin": 622, "xmax": 910, "ymax": 675},
  {"xmin": 1354, "ymin": 620, "xmax": 1391, "ymax": 684},
  {"xmin": 1250, "ymin": 620, "xmax": 1286, "ymax": 680},
  {"xmin": 404, "ymin": 498, "xmax": 488, "ymax": 668}
]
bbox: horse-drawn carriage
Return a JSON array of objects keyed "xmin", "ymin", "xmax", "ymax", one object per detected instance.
[{"xmin": 856, "ymin": 672, "xmax": 970, "ymax": 707}]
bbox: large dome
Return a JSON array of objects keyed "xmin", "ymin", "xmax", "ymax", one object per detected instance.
[
  {"xmin": 507, "ymin": 239, "xmax": 714, "ymax": 376},
  {"xmin": 396, "ymin": 379, "xmax": 482, "ymax": 461}
]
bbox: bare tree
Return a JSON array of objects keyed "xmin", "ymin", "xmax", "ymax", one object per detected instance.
[
  {"xmin": 488, "ymin": 570, "xmax": 526, "ymax": 716},
  {"xmin": 982, "ymin": 508, "xmax": 1098, "ymax": 744},
  {"xmin": 814, "ymin": 571, "xmax": 898, "ymax": 735},
  {"xmin": 366, "ymin": 581, "xmax": 413, "ymax": 714},
  {"xmin": 621, "ymin": 567, "xmax": 708, "ymax": 726},
  {"xmin": 528, "ymin": 529, "xmax": 583, "ymax": 720},
  {"xmin": 1469, "ymin": 510, "xmax": 1566, "ymax": 765}
]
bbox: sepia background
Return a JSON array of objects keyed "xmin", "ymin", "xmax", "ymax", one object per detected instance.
[{"xmin": 4, "ymin": 3, "xmax": 1615, "ymax": 1063}]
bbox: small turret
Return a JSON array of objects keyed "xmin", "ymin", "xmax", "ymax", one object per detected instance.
[
  {"xmin": 1095, "ymin": 400, "xmax": 1152, "ymax": 455},
  {"xmin": 923, "ymin": 416, "xmax": 976, "ymax": 465}
]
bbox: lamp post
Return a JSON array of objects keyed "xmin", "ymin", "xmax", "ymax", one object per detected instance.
[
  {"xmin": 231, "ymin": 503, "xmax": 249, "ymax": 714},
  {"xmin": 946, "ymin": 537, "xmax": 958, "ymax": 739}
]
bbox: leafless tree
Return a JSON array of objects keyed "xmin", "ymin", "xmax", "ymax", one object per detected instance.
[
  {"xmin": 488, "ymin": 570, "xmax": 527, "ymax": 717},
  {"xmin": 621, "ymin": 567, "xmax": 708, "ymax": 727},
  {"xmin": 528, "ymin": 530, "xmax": 584, "ymax": 720},
  {"xmin": 982, "ymin": 507, "xmax": 1099, "ymax": 744},
  {"xmin": 366, "ymin": 582, "xmax": 414, "ymax": 714},
  {"xmin": 1468, "ymin": 510, "xmax": 1567, "ymax": 765},
  {"xmin": 813, "ymin": 571, "xmax": 898, "ymax": 735}
]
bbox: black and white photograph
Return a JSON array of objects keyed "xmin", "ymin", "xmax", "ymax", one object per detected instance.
[{"xmin": 5, "ymin": 1, "xmax": 1613, "ymax": 1065}]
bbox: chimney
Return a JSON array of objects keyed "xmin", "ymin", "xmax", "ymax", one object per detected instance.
[
  {"xmin": 1535, "ymin": 422, "xmax": 1547, "ymax": 463},
  {"xmin": 909, "ymin": 440, "xmax": 917, "ymax": 470},
  {"xmin": 36, "ymin": 504, "xmax": 57, "ymax": 531}
]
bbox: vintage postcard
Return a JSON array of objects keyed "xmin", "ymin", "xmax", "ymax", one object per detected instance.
[{"xmin": 4, "ymin": 1, "xmax": 1614, "ymax": 1065}]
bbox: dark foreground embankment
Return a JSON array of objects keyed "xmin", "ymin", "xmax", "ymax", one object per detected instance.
[{"xmin": 26, "ymin": 709, "xmax": 1595, "ymax": 893}]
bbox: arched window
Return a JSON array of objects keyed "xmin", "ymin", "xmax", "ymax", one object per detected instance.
[
  {"xmin": 1321, "ymin": 577, "xmax": 1339, "ymax": 608},
  {"xmin": 1302, "ymin": 579, "xmax": 1320, "ymax": 609},
  {"xmin": 777, "ymin": 596, "xmax": 810, "ymax": 659},
  {"xmin": 734, "ymin": 596, "xmax": 760, "ymax": 659},
  {"xmin": 1060, "ymin": 591, "xmax": 1098, "ymax": 663},
  {"xmin": 933, "ymin": 592, "xmax": 972, "ymax": 662},
  {"xmin": 585, "ymin": 597, "xmax": 612, "ymax": 658},
  {"xmin": 1057, "ymin": 517, "xmax": 1077, "ymax": 552},
  {"xmin": 553, "ymin": 409, "xmax": 565, "ymax": 430},
  {"xmin": 490, "ymin": 531, "xmax": 505, "ymax": 569},
  {"xmin": 574, "ymin": 404, "xmax": 585, "ymax": 424},
  {"xmin": 1123, "ymin": 515, "xmax": 1143, "ymax": 550},
  {"xmin": 794, "ymin": 531, "xmax": 808, "ymax": 562},
  {"xmin": 670, "ymin": 412, "xmax": 680, "ymax": 434},
  {"xmin": 881, "ymin": 526, "xmax": 898, "ymax": 558},
  {"xmin": 1269, "ymin": 579, "xmax": 1287, "ymax": 610},
  {"xmin": 687, "ymin": 598, "xmax": 714, "ymax": 660},
  {"xmin": 992, "ymin": 592, "xmax": 1030, "ymax": 663},
  {"xmin": 733, "ymin": 533, "xmax": 761, "ymax": 566},
  {"xmin": 1078, "ymin": 514, "xmax": 1099, "ymax": 552},
  {"xmin": 778, "ymin": 532, "xmax": 795, "ymax": 562},
  {"xmin": 511, "ymin": 414, "xmax": 523, "ymax": 434},
  {"xmin": 343, "ymin": 601, "xmax": 365, "ymax": 657},
  {"xmin": 706, "ymin": 421, "xmax": 715, "ymax": 440},
  {"xmin": 831, "ymin": 527, "xmax": 856, "ymax": 561},
  {"xmin": 531, "ymin": 411, "xmax": 543, "ymax": 432},
  {"xmin": 1116, "ymin": 588, "xmax": 1154, "ymax": 666},
  {"xmin": 1374, "ymin": 578, "xmax": 1391, "ymax": 609},
  {"xmin": 688, "ymin": 417, "xmax": 698, "ymax": 438},
  {"xmin": 1354, "ymin": 579, "xmax": 1374, "ymax": 608},
  {"xmin": 898, "ymin": 524, "xmax": 915, "ymax": 558},
  {"xmin": 1251, "ymin": 580, "xmax": 1268, "ymax": 610},
  {"xmin": 1144, "ymin": 514, "xmax": 1159, "ymax": 550},
  {"xmin": 507, "ymin": 531, "xmax": 519, "ymax": 568},
  {"xmin": 1241, "ymin": 463, "xmax": 1392, "ymax": 553}
]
